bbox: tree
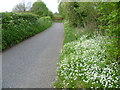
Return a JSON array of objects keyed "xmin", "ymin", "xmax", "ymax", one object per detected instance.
[
  {"xmin": 58, "ymin": 2, "xmax": 97, "ymax": 27},
  {"xmin": 12, "ymin": 1, "xmax": 32, "ymax": 12},
  {"xmin": 30, "ymin": 1, "xmax": 50, "ymax": 17}
]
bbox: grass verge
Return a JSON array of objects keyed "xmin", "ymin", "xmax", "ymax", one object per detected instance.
[{"xmin": 53, "ymin": 21, "xmax": 120, "ymax": 88}]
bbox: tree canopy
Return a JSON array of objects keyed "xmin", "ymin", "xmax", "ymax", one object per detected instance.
[
  {"xmin": 12, "ymin": 2, "xmax": 32, "ymax": 12},
  {"xmin": 58, "ymin": 2, "xmax": 97, "ymax": 27},
  {"xmin": 30, "ymin": 1, "xmax": 52, "ymax": 17}
]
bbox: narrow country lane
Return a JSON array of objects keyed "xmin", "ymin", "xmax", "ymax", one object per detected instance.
[{"xmin": 2, "ymin": 23, "xmax": 64, "ymax": 88}]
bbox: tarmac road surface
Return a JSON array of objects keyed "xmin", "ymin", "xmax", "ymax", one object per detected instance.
[{"xmin": 2, "ymin": 23, "xmax": 64, "ymax": 88}]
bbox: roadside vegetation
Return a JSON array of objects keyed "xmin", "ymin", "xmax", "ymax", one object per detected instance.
[
  {"xmin": 54, "ymin": 1, "xmax": 120, "ymax": 88},
  {"xmin": 1, "ymin": 0, "xmax": 53, "ymax": 51},
  {"xmin": 53, "ymin": 13, "xmax": 63, "ymax": 23}
]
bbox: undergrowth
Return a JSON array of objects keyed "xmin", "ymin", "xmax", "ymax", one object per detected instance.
[{"xmin": 53, "ymin": 21, "xmax": 120, "ymax": 88}]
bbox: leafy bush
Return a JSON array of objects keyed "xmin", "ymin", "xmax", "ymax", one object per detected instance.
[
  {"xmin": 97, "ymin": 2, "xmax": 120, "ymax": 60},
  {"xmin": 58, "ymin": 2, "xmax": 97, "ymax": 27},
  {"xmin": 1, "ymin": 12, "xmax": 52, "ymax": 50},
  {"xmin": 38, "ymin": 16, "xmax": 52, "ymax": 29},
  {"xmin": 54, "ymin": 35, "xmax": 119, "ymax": 88},
  {"xmin": 30, "ymin": 1, "xmax": 53, "ymax": 18},
  {"xmin": 97, "ymin": 2, "xmax": 120, "ymax": 36}
]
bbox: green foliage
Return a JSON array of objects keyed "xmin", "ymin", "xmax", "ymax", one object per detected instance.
[
  {"xmin": 0, "ymin": 13, "xmax": 1, "ymax": 50},
  {"xmin": 38, "ymin": 16, "xmax": 52, "ymax": 29},
  {"xmin": 54, "ymin": 34, "xmax": 120, "ymax": 88},
  {"xmin": 97, "ymin": 2, "xmax": 120, "ymax": 36},
  {"xmin": 53, "ymin": 13, "xmax": 63, "ymax": 22},
  {"xmin": 54, "ymin": 18, "xmax": 119, "ymax": 88},
  {"xmin": 1, "ymin": 12, "xmax": 52, "ymax": 50},
  {"xmin": 54, "ymin": 1, "xmax": 120, "ymax": 88},
  {"xmin": 58, "ymin": 2, "xmax": 66, "ymax": 19},
  {"xmin": 97, "ymin": 2, "xmax": 120, "ymax": 61},
  {"xmin": 58, "ymin": 2, "xmax": 97, "ymax": 28},
  {"xmin": 63, "ymin": 21, "xmax": 95, "ymax": 44},
  {"xmin": 63, "ymin": 21, "xmax": 79, "ymax": 44},
  {"xmin": 30, "ymin": 1, "xmax": 53, "ymax": 18}
]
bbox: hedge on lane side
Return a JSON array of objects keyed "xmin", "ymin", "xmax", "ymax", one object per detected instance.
[{"xmin": 1, "ymin": 12, "xmax": 52, "ymax": 50}]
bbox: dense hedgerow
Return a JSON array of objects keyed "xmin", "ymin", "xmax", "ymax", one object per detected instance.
[
  {"xmin": 1, "ymin": 12, "xmax": 52, "ymax": 50},
  {"xmin": 54, "ymin": 35, "xmax": 120, "ymax": 88}
]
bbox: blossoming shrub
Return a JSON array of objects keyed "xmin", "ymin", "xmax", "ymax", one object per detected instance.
[
  {"xmin": 54, "ymin": 35, "xmax": 119, "ymax": 88},
  {"xmin": 2, "ymin": 13, "xmax": 52, "ymax": 50}
]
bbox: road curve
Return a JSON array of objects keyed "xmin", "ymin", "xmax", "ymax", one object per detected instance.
[{"xmin": 2, "ymin": 23, "xmax": 64, "ymax": 88}]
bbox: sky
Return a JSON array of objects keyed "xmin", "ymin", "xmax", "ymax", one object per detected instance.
[{"xmin": 0, "ymin": 0, "xmax": 59, "ymax": 13}]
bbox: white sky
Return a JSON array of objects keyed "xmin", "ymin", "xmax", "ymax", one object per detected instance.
[{"xmin": 0, "ymin": 0, "xmax": 59, "ymax": 13}]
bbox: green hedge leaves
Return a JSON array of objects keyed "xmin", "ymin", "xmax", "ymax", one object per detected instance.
[{"xmin": 1, "ymin": 13, "xmax": 52, "ymax": 50}]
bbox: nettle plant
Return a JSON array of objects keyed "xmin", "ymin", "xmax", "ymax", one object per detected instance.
[{"xmin": 55, "ymin": 35, "xmax": 120, "ymax": 88}]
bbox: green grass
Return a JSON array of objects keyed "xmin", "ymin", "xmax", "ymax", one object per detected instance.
[{"xmin": 63, "ymin": 21, "xmax": 95, "ymax": 44}]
